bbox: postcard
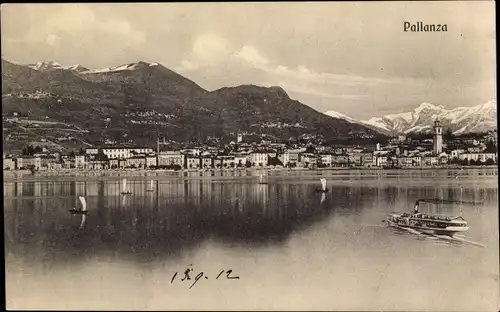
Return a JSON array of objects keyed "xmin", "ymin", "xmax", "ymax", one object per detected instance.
[{"xmin": 2, "ymin": 2, "xmax": 498, "ymax": 311}]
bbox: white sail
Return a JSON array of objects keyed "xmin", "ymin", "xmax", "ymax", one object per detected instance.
[
  {"xmin": 320, "ymin": 178, "xmax": 327, "ymax": 191},
  {"xmin": 79, "ymin": 196, "xmax": 87, "ymax": 211},
  {"xmin": 259, "ymin": 174, "xmax": 263, "ymax": 183},
  {"xmin": 150, "ymin": 180, "xmax": 154, "ymax": 189},
  {"xmin": 122, "ymin": 178, "xmax": 127, "ymax": 192}
]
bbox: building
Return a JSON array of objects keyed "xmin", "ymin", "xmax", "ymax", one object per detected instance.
[
  {"xmin": 234, "ymin": 155, "xmax": 247, "ymax": 167},
  {"xmin": 109, "ymin": 159, "xmax": 119, "ymax": 169},
  {"xmin": 127, "ymin": 156, "xmax": 146, "ymax": 168},
  {"xmin": 85, "ymin": 148, "xmax": 99, "ymax": 155},
  {"xmin": 347, "ymin": 153, "xmax": 363, "ymax": 166},
  {"xmin": 459, "ymin": 153, "xmax": 497, "ymax": 163},
  {"xmin": 319, "ymin": 154, "xmax": 332, "ymax": 167},
  {"xmin": 248, "ymin": 152, "xmax": 268, "ymax": 167},
  {"xmin": 433, "ymin": 120, "xmax": 443, "ymax": 155},
  {"xmin": 202, "ymin": 157, "xmax": 213, "ymax": 168},
  {"xmin": 157, "ymin": 151, "xmax": 184, "ymax": 168},
  {"xmin": 281, "ymin": 149, "xmax": 301, "ymax": 167},
  {"xmin": 87, "ymin": 160, "xmax": 107, "ymax": 170},
  {"xmin": 360, "ymin": 152, "xmax": 374, "ymax": 167},
  {"xmin": 40, "ymin": 156, "xmax": 57, "ymax": 169},
  {"xmin": 374, "ymin": 156, "xmax": 388, "ymax": 167},
  {"xmin": 99, "ymin": 147, "xmax": 154, "ymax": 159},
  {"xmin": 16, "ymin": 156, "xmax": 41, "ymax": 170},
  {"xmin": 237, "ymin": 133, "xmax": 243, "ymax": 143},
  {"xmin": 145, "ymin": 155, "xmax": 157, "ymax": 168},
  {"xmin": 299, "ymin": 153, "xmax": 316, "ymax": 168},
  {"xmin": 332, "ymin": 155, "xmax": 349, "ymax": 167},
  {"xmin": 186, "ymin": 156, "xmax": 201, "ymax": 169},
  {"xmin": 219, "ymin": 155, "xmax": 236, "ymax": 168},
  {"xmin": 3, "ymin": 157, "xmax": 15, "ymax": 170},
  {"xmin": 422, "ymin": 156, "xmax": 439, "ymax": 166},
  {"xmin": 75, "ymin": 155, "xmax": 86, "ymax": 169}
]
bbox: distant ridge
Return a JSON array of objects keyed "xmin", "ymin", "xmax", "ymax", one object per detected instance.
[
  {"xmin": 2, "ymin": 59, "xmax": 380, "ymax": 147},
  {"xmin": 323, "ymin": 101, "xmax": 497, "ymax": 135}
]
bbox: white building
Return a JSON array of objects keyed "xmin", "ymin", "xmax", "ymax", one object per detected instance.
[
  {"xmin": 75, "ymin": 155, "xmax": 86, "ymax": 169},
  {"xmin": 248, "ymin": 152, "xmax": 268, "ymax": 167},
  {"xmin": 459, "ymin": 153, "xmax": 496, "ymax": 163},
  {"xmin": 85, "ymin": 147, "xmax": 153, "ymax": 159},
  {"xmin": 103, "ymin": 147, "xmax": 154, "ymax": 159},
  {"xmin": 319, "ymin": 154, "xmax": 332, "ymax": 167},
  {"xmin": 158, "ymin": 151, "xmax": 184, "ymax": 168}
]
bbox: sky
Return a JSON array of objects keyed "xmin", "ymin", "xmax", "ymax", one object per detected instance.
[{"xmin": 1, "ymin": 2, "xmax": 496, "ymax": 120}]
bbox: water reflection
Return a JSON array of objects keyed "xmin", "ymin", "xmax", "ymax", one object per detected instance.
[
  {"xmin": 4, "ymin": 170, "xmax": 499, "ymax": 311},
  {"xmin": 4, "ymin": 176, "xmax": 498, "ymax": 264}
]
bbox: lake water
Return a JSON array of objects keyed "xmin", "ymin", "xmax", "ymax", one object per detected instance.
[{"xmin": 4, "ymin": 169, "xmax": 499, "ymax": 311}]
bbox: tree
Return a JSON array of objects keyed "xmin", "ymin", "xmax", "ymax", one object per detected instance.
[
  {"xmin": 22, "ymin": 145, "xmax": 35, "ymax": 156},
  {"xmin": 96, "ymin": 150, "xmax": 109, "ymax": 161},
  {"xmin": 461, "ymin": 158, "xmax": 469, "ymax": 166},
  {"xmin": 485, "ymin": 140, "xmax": 497, "ymax": 153},
  {"xmin": 305, "ymin": 146, "xmax": 315, "ymax": 153},
  {"xmin": 267, "ymin": 157, "xmax": 284, "ymax": 167},
  {"xmin": 485, "ymin": 158, "xmax": 495, "ymax": 165},
  {"xmin": 27, "ymin": 165, "xmax": 37, "ymax": 174},
  {"xmin": 450, "ymin": 157, "xmax": 461, "ymax": 165},
  {"xmin": 443, "ymin": 128, "xmax": 454, "ymax": 141}
]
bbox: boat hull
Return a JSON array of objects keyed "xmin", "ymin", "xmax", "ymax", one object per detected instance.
[
  {"xmin": 386, "ymin": 218, "xmax": 469, "ymax": 236},
  {"xmin": 68, "ymin": 209, "xmax": 88, "ymax": 215}
]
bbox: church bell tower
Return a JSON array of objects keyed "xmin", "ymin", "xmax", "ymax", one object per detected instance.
[{"xmin": 433, "ymin": 120, "xmax": 443, "ymax": 155}]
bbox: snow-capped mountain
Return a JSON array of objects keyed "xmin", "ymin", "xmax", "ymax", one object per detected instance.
[
  {"xmin": 323, "ymin": 110, "xmax": 358, "ymax": 124},
  {"xmin": 27, "ymin": 61, "xmax": 89, "ymax": 72},
  {"xmin": 324, "ymin": 100, "xmax": 497, "ymax": 135},
  {"xmin": 81, "ymin": 61, "xmax": 159, "ymax": 74},
  {"xmin": 362, "ymin": 101, "xmax": 497, "ymax": 135}
]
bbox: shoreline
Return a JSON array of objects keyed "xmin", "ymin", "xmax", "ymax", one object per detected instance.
[{"xmin": 3, "ymin": 165, "xmax": 497, "ymax": 181}]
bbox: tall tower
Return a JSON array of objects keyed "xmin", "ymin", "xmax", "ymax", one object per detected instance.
[
  {"xmin": 433, "ymin": 120, "xmax": 443, "ymax": 155},
  {"xmin": 237, "ymin": 132, "xmax": 243, "ymax": 143}
]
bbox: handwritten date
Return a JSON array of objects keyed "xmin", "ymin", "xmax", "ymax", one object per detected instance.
[{"xmin": 171, "ymin": 265, "xmax": 240, "ymax": 289}]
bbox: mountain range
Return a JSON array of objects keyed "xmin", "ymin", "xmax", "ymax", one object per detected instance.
[
  {"xmin": 324, "ymin": 100, "xmax": 497, "ymax": 136},
  {"xmin": 2, "ymin": 59, "xmax": 381, "ymax": 149}
]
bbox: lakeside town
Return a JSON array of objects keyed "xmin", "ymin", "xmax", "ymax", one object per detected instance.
[{"xmin": 3, "ymin": 120, "xmax": 498, "ymax": 173}]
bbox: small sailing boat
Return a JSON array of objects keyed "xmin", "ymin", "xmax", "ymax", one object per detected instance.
[
  {"xmin": 258, "ymin": 174, "xmax": 268, "ymax": 185},
  {"xmin": 146, "ymin": 179, "xmax": 154, "ymax": 192},
  {"xmin": 69, "ymin": 196, "xmax": 89, "ymax": 215},
  {"xmin": 315, "ymin": 178, "xmax": 329, "ymax": 193},
  {"xmin": 121, "ymin": 178, "xmax": 132, "ymax": 195}
]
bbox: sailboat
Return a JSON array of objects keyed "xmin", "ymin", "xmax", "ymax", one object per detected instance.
[
  {"xmin": 258, "ymin": 174, "xmax": 268, "ymax": 185},
  {"xmin": 69, "ymin": 196, "xmax": 88, "ymax": 215},
  {"xmin": 121, "ymin": 178, "xmax": 132, "ymax": 195},
  {"xmin": 315, "ymin": 178, "xmax": 329, "ymax": 193},
  {"xmin": 146, "ymin": 179, "xmax": 154, "ymax": 192}
]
